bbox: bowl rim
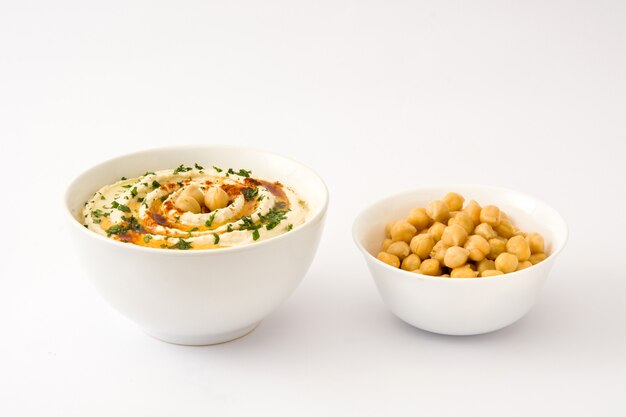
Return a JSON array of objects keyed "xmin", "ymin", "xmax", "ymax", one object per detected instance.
[
  {"xmin": 352, "ymin": 184, "xmax": 569, "ymax": 282},
  {"xmin": 64, "ymin": 144, "xmax": 329, "ymax": 256}
]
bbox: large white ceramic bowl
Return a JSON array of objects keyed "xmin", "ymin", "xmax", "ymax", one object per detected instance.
[
  {"xmin": 353, "ymin": 185, "xmax": 568, "ymax": 336},
  {"xmin": 65, "ymin": 145, "xmax": 328, "ymax": 345}
]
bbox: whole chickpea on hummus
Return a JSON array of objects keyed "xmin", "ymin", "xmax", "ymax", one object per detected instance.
[{"xmin": 82, "ymin": 163, "xmax": 308, "ymax": 250}]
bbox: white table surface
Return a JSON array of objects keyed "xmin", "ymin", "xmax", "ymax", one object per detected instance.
[{"xmin": 1, "ymin": 1, "xmax": 625, "ymax": 416}]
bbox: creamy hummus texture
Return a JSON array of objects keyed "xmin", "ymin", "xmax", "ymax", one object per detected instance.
[{"xmin": 82, "ymin": 163, "xmax": 309, "ymax": 250}]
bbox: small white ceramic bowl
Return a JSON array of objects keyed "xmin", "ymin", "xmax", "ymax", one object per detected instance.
[
  {"xmin": 353, "ymin": 185, "xmax": 568, "ymax": 336},
  {"xmin": 65, "ymin": 145, "xmax": 328, "ymax": 345}
]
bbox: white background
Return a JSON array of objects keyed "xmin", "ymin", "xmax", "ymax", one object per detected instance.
[{"xmin": 1, "ymin": 1, "xmax": 625, "ymax": 416}]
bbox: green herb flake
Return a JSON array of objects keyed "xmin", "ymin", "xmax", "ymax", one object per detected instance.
[
  {"xmin": 144, "ymin": 171, "xmax": 155, "ymax": 176},
  {"xmin": 122, "ymin": 184, "xmax": 132, "ymax": 188},
  {"xmin": 258, "ymin": 207, "xmax": 288, "ymax": 230},
  {"xmin": 173, "ymin": 164, "xmax": 192, "ymax": 174},
  {"xmin": 116, "ymin": 204, "xmax": 131, "ymax": 213},
  {"xmin": 100, "ymin": 195, "xmax": 106, "ymax": 200},
  {"xmin": 252, "ymin": 229, "xmax": 260, "ymax": 241},
  {"xmin": 152, "ymin": 180, "xmax": 161, "ymax": 188},
  {"xmin": 131, "ymin": 187, "xmax": 138, "ymax": 197},
  {"xmin": 236, "ymin": 168, "xmax": 251, "ymax": 177},
  {"xmin": 143, "ymin": 235, "xmax": 153, "ymax": 243},
  {"xmin": 227, "ymin": 224, "xmax": 233, "ymax": 232},
  {"xmin": 169, "ymin": 238, "xmax": 193, "ymax": 250},
  {"xmin": 194, "ymin": 163, "xmax": 204, "ymax": 170},
  {"xmin": 213, "ymin": 233, "xmax": 220, "ymax": 244},
  {"xmin": 287, "ymin": 224, "xmax": 293, "ymax": 231},
  {"xmin": 242, "ymin": 187, "xmax": 259, "ymax": 201},
  {"xmin": 205, "ymin": 212, "xmax": 216, "ymax": 228},
  {"xmin": 213, "ymin": 166, "xmax": 223, "ymax": 173},
  {"xmin": 120, "ymin": 176, "xmax": 127, "ymax": 180}
]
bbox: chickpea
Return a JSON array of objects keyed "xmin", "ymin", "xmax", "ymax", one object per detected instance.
[
  {"xmin": 430, "ymin": 240, "xmax": 449, "ymax": 262},
  {"xmin": 381, "ymin": 238, "xmax": 392, "ymax": 251},
  {"xmin": 487, "ymin": 238, "xmax": 506, "ymax": 260},
  {"xmin": 463, "ymin": 200, "xmax": 482, "ymax": 225},
  {"xmin": 407, "ymin": 208, "xmax": 431, "ymax": 231},
  {"xmin": 391, "ymin": 221, "xmax": 417, "ymax": 243},
  {"xmin": 419, "ymin": 259, "xmax": 441, "ymax": 276},
  {"xmin": 480, "ymin": 205, "xmax": 501, "ymax": 226},
  {"xmin": 180, "ymin": 184, "xmax": 204, "ymax": 206},
  {"xmin": 410, "ymin": 234, "xmax": 435, "ymax": 259},
  {"xmin": 516, "ymin": 260, "xmax": 533, "ymax": 271},
  {"xmin": 495, "ymin": 252, "xmax": 518, "ymax": 273},
  {"xmin": 443, "ymin": 192, "xmax": 465, "ymax": 212},
  {"xmin": 529, "ymin": 253, "xmax": 548, "ymax": 265},
  {"xmin": 451, "ymin": 265, "xmax": 478, "ymax": 278},
  {"xmin": 444, "ymin": 246, "xmax": 470, "ymax": 269},
  {"xmin": 526, "ymin": 232, "xmax": 545, "ymax": 254},
  {"xmin": 428, "ymin": 222, "xmax": 446, "ymax": 242},
  {"xmin": 481, "ymin": 269, "xmax": 504, "ymax": 277},
  {"xmin": 377, "ymin": 252, "xmax": 400, "ymax": 268},
  {"xmin": 506, "ymin": 235, "xmax": 531, "ymax": 261},
  {"xmin": 441, "ymin": 224, "xmax": 468, "ymax": 247},
  {"xmin": 387, "ymin": 241, "xmax": 410, "ymax": 259},
  {"xmin": 450, "ymin": 211, "xmax": 474, "ymax": 235},
  {"xmin": 477, "ymin": 258, "xmax": 496, "ymax": 274},
  {"xmin": 426, "ymin": 200, "xmax": 450, "ymax": 223},
  {"xmin": 464, "ymin": 235, "xmax": 490, "ymax": 261},
  {"xmin": 401, "ymin": 254, "xmax": 422, "ymax": 271},
  {"xmin": 474, "ymin": 223, "xmax": 497, "ymax": 240},
  {"xmin": 385, "ymin": 221, "xmax": 398, "ymax": 238},
  {"xmin": 175, "ymin": 194, "xmax": 201, "ymax": 213},
  {"xmin": 205, "ymin": 187, "xmax": 230, "ymax": 211},
  {"xmin": 494, "ymin": 218, "xmax": 516, "ymax": 238}
]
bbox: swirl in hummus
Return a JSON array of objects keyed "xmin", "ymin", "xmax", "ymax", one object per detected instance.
[{"xmin": 82, "ymin": 163, "xmax": 308, "ymax": 250}]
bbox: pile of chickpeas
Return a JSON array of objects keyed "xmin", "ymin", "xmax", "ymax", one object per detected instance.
[{"xmin": 377, "ymin": 192, "xmax": 548, "ymax": 278}]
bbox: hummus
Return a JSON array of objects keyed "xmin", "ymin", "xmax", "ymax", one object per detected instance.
[{"xmin": 82, "ymin": 163, "xmax": 309, "ymax": 250}]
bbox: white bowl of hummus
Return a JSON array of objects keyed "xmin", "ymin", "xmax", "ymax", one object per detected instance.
[{"xmin": 65, "ymin": 145, "xmax": 328, "ymax": 345}]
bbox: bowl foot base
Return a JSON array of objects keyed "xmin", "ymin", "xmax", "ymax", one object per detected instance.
[{"xmin": 145, "ymin": 321, "xmax": 261, "ymax": 346}]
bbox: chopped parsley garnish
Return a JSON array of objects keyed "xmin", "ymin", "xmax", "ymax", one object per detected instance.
[
  {"xmin": 227, "ymin": 224, "xmax": 233, "ymax": 232},
  {"xmin": 287, "ymin": 224, "xmax": 293, "ymax": 231},
  {"xmin": 213, "ymin": 233, "xmax": 220, "ymax": 244},
  {"xmin": 160, "ymin": 196, "xmax": 167, "ymax": 202},
  {"xmin": 257, "ymin": 195, "xmax": 265, "ymax": 202},
  {"xmin": 227, "ymin": 168, "xmax": 252, "ymax": 177},
  {"xmin": 252, "ymin": 229, "xmax": 260, "ymax": 241},
  {"xmin": 93, "ymin": 218, "xmax": 101, "ymax": 224},
  {"xmin": 213, "ymin": 166, "xmax": 223, "ymax": 173},
  {"xmin": 106, "ymin": 224, "xmax": 126, "ymax": 236},
  {"xmin": 122, "ymin": 184, "xmax": 132, "ymax": 188},
  {"xmin": 242, "ymin": 187, "xmax": 259, "ymax": 201},
  {"xmin": 194, "ymin": 163, "xmax": 204, "ymax": 170},
  {"xmin": 258, "ymin": 208, "xmax": 288, "ymax": 230},
  {"xmin": 152, "ymin": 180, "xmax": 161, "ymax": 188},
  {"xmin": 169, "ymin": 238, "xmax": 193, "ymax": 250},
  {"xmin": 144, "ymin": 171, "xmax": 155, "ymax": 176},
  {"xmin": 130, "ymin": 187, "xmax": 138, "ymax": 197},
  {"xmin": 100, "ymin": 195, "xmax": 106, "ymax": 200},
  {"xmin": 205, "ymin": 212, "xmax": 216, "ymax": 228},
  {"xmin": 120, "ymin": 176, "xmax": 127, "ymax": 180},
  {"xmin": 91, "ymin": 209, "xmax": 109, "ymax": 218},
  {"xmin": 143, "ymin": 235, "xmax": 153, "ymax": 243},
  {"xmin": 111, "ymin": 201, "xmax": 130, "ymax": 212},
  {"xmin": 173, "ymin": 164, "xmax": 192, "ymax": 174}
]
